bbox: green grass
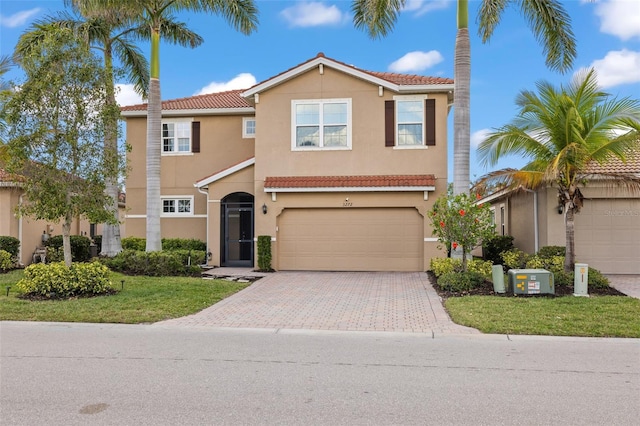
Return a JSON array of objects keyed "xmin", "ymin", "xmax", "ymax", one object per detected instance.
[
  {"xmin": 445, "ymin": 295, "xmax": 640, "ymax": 338},
  {"xmin": 0, "ymin": 269, "xmax": 249, "ymax": 324}
]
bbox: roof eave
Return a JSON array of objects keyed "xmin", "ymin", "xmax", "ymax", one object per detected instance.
[
  {"xmin": 264, "ymin": 186, "xmax": 436, "ymax": 193},
  {"xmin": 194, "ymin": 157, "xmax": 255, "ymax": 189},
  {"xmin": 121, "ymin": 107, "xmax": 255, "ymax": 118}
]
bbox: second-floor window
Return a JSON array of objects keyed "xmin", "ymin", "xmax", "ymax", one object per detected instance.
[
  {"xmin": 243, "ymin": 117, "xmax": 256, "ymax": 138},
  {"xmin": 292, "ymin": 99, "xmax": 351, "ymax": 150},
  {"xmin": 397, "ymin": 100, "xmax": 424, "ymax": 146},
  {"xmin": 162, "ymin": 121, "xmax": 191, "ymax": 153}
]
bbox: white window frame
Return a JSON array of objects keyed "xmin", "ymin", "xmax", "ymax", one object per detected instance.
[
  {"xmin": 393, "ymin": 95, "xmax": 428, "ymax": 149},
  {"xmin": 291, "ymin": 98, "xmax": 352, "ymax": 151},
  {"xmin": 161, "ymin": 118, "xmax": 193, "ymax": 156},
  {"xmin": 242, "ymin": 117, "xmax": 256, "ymax": 138},
  {"xmin": 161, "ymin": 196, "xmax": 194, "ymax": 217}
]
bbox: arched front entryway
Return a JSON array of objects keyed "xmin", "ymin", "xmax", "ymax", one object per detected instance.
[{"xmin": 220, "ymin": 192, "xmax": 254, "ymax": 267}]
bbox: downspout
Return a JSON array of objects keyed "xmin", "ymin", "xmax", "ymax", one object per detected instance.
[
  {"xmin": 522, "ymin": 188, "xmax": 539, "ymax": 253},
  {"xmin": 197, "ymin": 185, "xmax": 210, "ymax": 265},
  {"xmin": 18, "ymin": 194, "xmax": 24, "ymax": 266}
]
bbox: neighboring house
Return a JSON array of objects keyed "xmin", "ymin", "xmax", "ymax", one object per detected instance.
[
  {"xmin": 0, "ymin": 167, "xmax": 125, "ymax": 266},
  {"xmin": 121, "ymin": 53, "xmax": 454, "ymax": 271},
  {"xmin": 479, "ymin": 151, "xmax": 640, "ymax": 274}
]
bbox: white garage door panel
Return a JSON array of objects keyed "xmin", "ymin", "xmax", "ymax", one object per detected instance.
[
  {"xmin": 575, "ymin": 199, "xmax": 640, "ymax": 274},
  {"xmin": 278, "ymin": 208, "xmax": 423, "ymax": 271}
]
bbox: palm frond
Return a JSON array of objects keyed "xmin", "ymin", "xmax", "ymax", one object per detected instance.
[
  {"xmin": 477, "ymin": 0, "xmax": 508, "ymax": 42},
  {"xmin": 352, "ymin": 0, "xmax": 405, "ymax": 39}
]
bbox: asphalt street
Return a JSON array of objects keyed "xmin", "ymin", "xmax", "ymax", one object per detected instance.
[{"xmin": 1, "ymin": 322, "xmax": 638, "ymax": 425}]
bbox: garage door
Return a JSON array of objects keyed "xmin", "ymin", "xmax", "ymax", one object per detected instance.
[
  {"xmin": 575, "ymin": 199, "xmax": 640, "ymax": 274},
  {"xmin": 277, "ymin": 208, "xmax": 423, "ymax": 271}
]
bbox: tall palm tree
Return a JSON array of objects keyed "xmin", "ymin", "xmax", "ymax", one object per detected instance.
[
  {"xmin": 14, "ymin": 5, "xmax": 149, "ymax": 256},
  {"xmin": 75, "ymin": 0, "xmax": 259, "ymax": 252},
  {"xmin": 476, "ymin": 69, "xmax": 640, "ymax": 270},
  {"xmin": 352, "ymin": 0, "xmax": 576, "ymax": 195},
  {"xmin": 0, "ymin": 55, "xmax": 12, "ymax": 160}
]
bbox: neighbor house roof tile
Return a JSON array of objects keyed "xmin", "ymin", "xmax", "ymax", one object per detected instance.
[
  {"xmin": 120, "ymin": 89, "xmax": 252, "ymax": 112},
  {"xmin": 585, "ymin": 149, "xmax": 640, "ymax": 175},
  {"xmin": 264, "ymin": 175, "xmax": 436, "ymax": 189}
]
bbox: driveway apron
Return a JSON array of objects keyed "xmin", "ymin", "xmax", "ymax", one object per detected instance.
[{"xmin": 156, "ymin": 271, "xmax": 479, "ymax": 335}]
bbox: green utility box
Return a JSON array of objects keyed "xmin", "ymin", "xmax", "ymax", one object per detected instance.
[{"xmin": 508, "ymin": 269, "xmax": 554, "ymax": 295}]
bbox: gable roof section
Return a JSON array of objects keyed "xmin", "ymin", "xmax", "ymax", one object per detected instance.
[
  {"xmin": 264, "ymin": 175, "xmax": 436, "ymax": 193},
  {"xmin": 243, "ymin": 53, "xmax": 454, "ymax": 98},
  {"xmin": 194, "ymin": 157, "xmax": 255, "ymax": 189},
  {"xmin": 121, "ymin": 89, "xmax": 254, "ymax": 117},
  {"xmin": 584, "ymin": 150, "xmax": 640, "ymax": 175},
  {"xmin": 0, "ymin": 167, "xmax": 24, "ymax": 187}
]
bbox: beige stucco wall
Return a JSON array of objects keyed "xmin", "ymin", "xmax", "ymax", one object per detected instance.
[{"xmin": 124, "ymin": 113, "xmax": 255, "ymax": 243}]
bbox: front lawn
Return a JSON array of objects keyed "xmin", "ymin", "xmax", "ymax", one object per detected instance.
[
  {"xmin": 0, "ymin": 270, "xmax": 249, "ymax": 323},
  {"xmin": 445, "ymin": 295, "xmax": 640, "ymax": 338}
]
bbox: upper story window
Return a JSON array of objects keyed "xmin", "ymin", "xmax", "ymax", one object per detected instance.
[
  {"xmin": 292, "ymin": 99, "xmax": 351, "ymax": 150},
  {"xmin": 162, "ymin": 119, "xmax": 192, "ymax": 154},
  {"xmin": 243, "ymin": 117, "xmax": 256, "ymax": 138},
  {"xmin": 161, "ymin": 196, "xmax": 193, "ymax": 216},
  {"xmin": 385, "ymin": 97, "xmax": 436, "ymax": 148}
]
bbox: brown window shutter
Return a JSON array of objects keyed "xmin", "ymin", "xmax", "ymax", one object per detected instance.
[
  {"xmin": 385, "ymin": 100, "xmax": 395, "ymax": 147},
  {"xmin": 425, "ymin": 99, "xmax": 436, "ymax": 146},
  {"xmin": 192, "ymin": 121, "xmax": 200, "ymax": 153}
]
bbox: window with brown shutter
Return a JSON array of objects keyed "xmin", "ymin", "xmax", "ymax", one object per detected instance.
[{"xmin": 425, "ymin": 99, "xmax": 436, "ymax": 146}]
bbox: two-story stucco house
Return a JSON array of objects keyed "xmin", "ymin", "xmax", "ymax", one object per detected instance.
[{"xmin": 121, "ymin": 53, "xmax": 454, "ymax": 271}]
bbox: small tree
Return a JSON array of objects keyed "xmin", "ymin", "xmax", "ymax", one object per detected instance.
[
  {"xmin": 429, "ymin": 188, "xmax": 495, "ymax": 271},
  {"xmin": 3, "ymin": 28, "xmax": 121, "ymax": 266}
]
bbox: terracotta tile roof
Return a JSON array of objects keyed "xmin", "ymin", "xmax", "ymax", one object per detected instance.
[
  {"xmin": 120, "ymin": 89, "xmax": 252, "ymax": 112},
  {"xmin": 366, "ymin": 71, "xmax": 454, "ymax": 86},
  {"xmin": 0, "ymin": 168, "xmax": 23, "ymax": 184},
  {"xmin": 264, "ymin": 175, "xmax": 436, "ymax": 189},
  {"xmin": 585, "ymin": 149, "xmax": 640, "ymax": 175}
]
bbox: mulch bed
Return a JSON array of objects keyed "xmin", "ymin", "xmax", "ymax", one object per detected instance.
[{"xmin": 427, "ymin": 271, "xmax": 627, "ymax": 299}]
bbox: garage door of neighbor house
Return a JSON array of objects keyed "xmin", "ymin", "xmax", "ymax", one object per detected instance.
[
  {"xmin": 278, "ymin": 208, "xmax": 424, "ymax": 271},
  {"xmin": 575, "ymin": 199, "xmax": 640, "ymax": 274}
]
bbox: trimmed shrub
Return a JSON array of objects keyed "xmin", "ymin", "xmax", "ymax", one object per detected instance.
[
  {"xmin": 0, "ymin": 249, "xmax": 15, "ymax": 272},
  {"xmin": 44, "ymin": 235, "xmax": 92, "ymax": 262},
  {"xmin": 553, "ymin": 268, "xmax": 610, "ymax": 290},
  {"xmin": 121, "ymin": 237, "xmax": 145, "ymax": 251},
  {"xmin": 430, "ymin": 257, "xmax": 461, "ymax": 277},
  {"xmin": 500, "ymin": 248, "xmax": 530, "ymax": 270},
  {"xmin": 16, "ymin": 261, "xmax": 113, "ymax": 298},
  {"xmin": 467, "ymin": 259, "xmax": 494, "ymax": 281},
  {"xmin": 257, "ymin": 235, "xmax": 272, "ymax": 271},
  {"xmin": 537, "ymin": 246, "xmax": 565, "ymax": 258},
  {"xmin": 46, "ymin": 246, "xmax": 64, "ymax": 263},
  {"xmin": 101, "ymin": 250, "xmax": 201, "ymax": 276},
  {"xmin": 0, "ymin": 236, "xmax": 20, "ymax": 258},
  {"xmin": 171, "ymin": 249, "xmax": 206, "ymax": 266},
  {"xmin": 437, "ymin": 271, "xmax": 486, "ymax": 292},
  {"xmin": 482, "ymin": 235, "xmax": 514, "ymax": 265},
  {"xmin": 525, "ymin": 255, "xmax": 564, "ymax": 274},
  {"xmin": 162, "ymin": 238, "xmax": 206, "ymax": 251}
]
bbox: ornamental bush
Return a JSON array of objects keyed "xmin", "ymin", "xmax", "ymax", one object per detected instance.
[
  {"xmin": 430, "ymin": 258, "xmax": 493, "ymax": 281},
  {"xmin": 537, "ymin": 246, "xmax": 565, "ymax": 258},
  {"xmin": 45, "ymin": 235, "xmax": 92, "ymax": 262},
  {"xmin": 101, "ymin": 250, "xmax": 202, "ymax": 276},
  {"xmin": 0, "ymin": 236, "xmax": 20, "ymax": 258},
  {"xmin": 0, "ymin": 249, "xmax": 15, "ymax": 272},
  {"xmin": 437, "ymin": 271, "xmax": 486, "ymax": 292},
  {"xmin": 482, "ymin": 235, "xmax": 514, "ymax": 265},
  {"xmin": 16, "ymin": 261, "xmax": 113, "ymax": 298},
  {"xmin": 500, "ymin": 248, "xmax": 530, "ymax": 270},
  {"xmin": 121, "ymin": 237, "xmax": 146, "ymax": 251},
  {"xmin": 257, "ymin": 235, "xmax": 273, "ymax": 271}
]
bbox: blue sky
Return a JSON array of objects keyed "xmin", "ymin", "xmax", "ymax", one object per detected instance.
[{"xmin": 1, "ymin": 0, "xmax": 639, "ymax": 180}]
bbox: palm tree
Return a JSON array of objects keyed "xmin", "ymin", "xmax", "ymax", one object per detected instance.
[
  {"xmin": 0, "ymin": 55, "xmax": 11, "ymax": 161},
  {"xmin": 14, "ymin": 5, "xmax": 149, "ymax": 256},
  {"xmin": 475, "ymin": 69, "xmax": 640, "ymax": 271},
  {"xmin": 75, "ymin": 0, "xmax": 259, "ymax": 252},
  {"xmin": 352, "ymin": 0, "xmax": 576, "ymax": 195}
]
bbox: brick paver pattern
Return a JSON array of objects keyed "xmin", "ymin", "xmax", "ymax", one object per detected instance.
[{"xmin": 157, "ymin": 272, "xmax": 478, "ymax": 335}]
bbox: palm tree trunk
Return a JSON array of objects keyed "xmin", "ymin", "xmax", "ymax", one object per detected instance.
[
  {"xmin": 146, "ymin": 29, "xmax": 162, "ymax": 252},
  {"xmin": 101, "ymin": 44, "xmax": 123, "ymax": 257},
  {"xmin": 453, "ymin": 0, "xmax": 470, "ymax": 195},
  {"xmin": 564, "ymin": 205, "xmax": 576, "ymax": 272}
]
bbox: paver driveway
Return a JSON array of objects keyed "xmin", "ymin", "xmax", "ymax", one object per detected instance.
[{"xmin": 156, "ymin": 271, "xmax": 479, "ymax": 335}]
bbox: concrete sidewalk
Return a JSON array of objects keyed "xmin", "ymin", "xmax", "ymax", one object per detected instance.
[{"xmin": 157, "ymin": 271, "xmax": 479, "ymax": 336}]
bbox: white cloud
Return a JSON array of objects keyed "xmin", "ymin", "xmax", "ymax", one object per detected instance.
[
  {"xmin": 471, "ymin": 129, "xmax": 492, "ymax": 148},
  {"xmin": 388, "ymin": 51, "xmax": 444, "ymax": 73},
  {"xmin": 280, "ymin": 2, "xmax": 346, "ymax": 27},
  {"xmin": 115, "ymin": 84, "xmax": 144, "ymax": 107},
  {"xmin": 194, "ymin": 73, "xmax": 257, "ymax": 95},
  {"xmin": 403, "ymin": 0, "xmax": 449, "ymax": 17},
  {"xmin": 585, "ymin": 49, "xmax": 640, "ymax": 88},
  {"xmin": 594, "ymin": 0, "xmax": 640, "ymax": 40},
  {"xmin": 0, "ymin": 8, "xmax": 41, "ymax": 28}
]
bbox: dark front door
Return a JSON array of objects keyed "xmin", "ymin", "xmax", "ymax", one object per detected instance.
[{"xmin": 222, "ymin": 193, "xmax": 254, "ymax": 267}]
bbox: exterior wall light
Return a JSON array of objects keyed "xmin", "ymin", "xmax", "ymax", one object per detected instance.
[
  {"xmin": 557, "ymin": 204, "xmax": 563, "ymax": 214},
  {"xmin": 262, "ymin": 203, "xmax": 268, "ymax": 214}
]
